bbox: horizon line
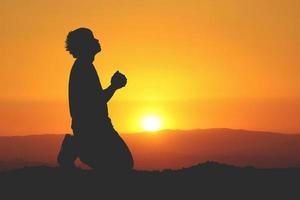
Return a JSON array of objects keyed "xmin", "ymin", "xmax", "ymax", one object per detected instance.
[{"xmin": 1, "ymin": 127, "xmax": 300, "ymax": 137}]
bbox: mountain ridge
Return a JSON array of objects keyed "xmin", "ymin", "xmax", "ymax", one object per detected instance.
[{"xmin": 1, "ymin": 128, "xmax": 300, "ymax": 171}]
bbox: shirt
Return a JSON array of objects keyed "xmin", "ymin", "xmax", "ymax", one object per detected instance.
[{"xmin": 68, "ymin": 59, "xmax": 112, "ymax": 132}]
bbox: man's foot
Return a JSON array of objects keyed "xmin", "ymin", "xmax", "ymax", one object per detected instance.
[{"xmin": 57, "ymin": 134, "xmax": 78, "ymax": 168}]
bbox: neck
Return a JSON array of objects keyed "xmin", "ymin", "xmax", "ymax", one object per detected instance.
[{"xmin": 77, "ymin": 55, "xmax": 95, "ymax": 63}]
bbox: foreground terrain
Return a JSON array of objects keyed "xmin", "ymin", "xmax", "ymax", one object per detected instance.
[{"xmin": 1, "ymin": 161, "xmax": 299, "ymax": 199}]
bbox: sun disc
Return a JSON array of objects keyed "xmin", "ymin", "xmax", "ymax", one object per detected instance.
[{"xmin": 141, "ymin": 116, "xmax": 162, "ymax": 132}]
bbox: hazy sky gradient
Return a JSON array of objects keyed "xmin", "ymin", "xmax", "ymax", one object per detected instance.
[{"xmin": 1, "ymin": 0, "xmax": 300, "ymax": 135}]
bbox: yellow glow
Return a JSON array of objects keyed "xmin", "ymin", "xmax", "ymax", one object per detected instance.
[
  {"xmin": 141, "ymin": 115, "xmax": 162, "ymax": 132},
  {"xmin": 1, "ymin": 0, "xmax": 300, "ymax": 135}
]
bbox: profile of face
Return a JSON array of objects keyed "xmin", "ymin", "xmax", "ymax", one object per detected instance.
[
  {"xmin": 84, "ymin": 30, "xmax": 101, "ymax": 56},
  {"xmin": 66, "ymin": 28, "xmax": 101, "ymax": 59}
]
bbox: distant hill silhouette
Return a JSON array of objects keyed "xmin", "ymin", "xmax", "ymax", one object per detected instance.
[
  {"xmin": 0, "ymin": 161, "xmax": 299, "ymax": 199},
  {"xmin": 1, "ymin": 128, "xmax": 300, "ymax": 171}
]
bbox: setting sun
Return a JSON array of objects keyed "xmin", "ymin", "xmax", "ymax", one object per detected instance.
[{"xmin": 141, "ymin": 115, "xmax": 162, "ymax": 132}]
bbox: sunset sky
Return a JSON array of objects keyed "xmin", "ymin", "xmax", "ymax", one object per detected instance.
[{"xmin": 1, "ymin": 0, "xmax": 300, "ymax": 135}]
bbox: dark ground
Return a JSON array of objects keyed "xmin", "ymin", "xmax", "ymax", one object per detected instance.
[{"xmin": 0, "ymin": 161, "xmax": 299, "ymax": 199}]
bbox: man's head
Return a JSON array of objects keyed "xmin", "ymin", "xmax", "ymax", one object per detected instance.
[{"xmin": 65, "ymin": 28, "xmax": 101, "ymax": 58}]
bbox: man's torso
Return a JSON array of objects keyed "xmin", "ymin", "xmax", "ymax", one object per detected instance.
[{"xmin": 68, "ymin": 59, "xmax": 112, "ymax": 132}]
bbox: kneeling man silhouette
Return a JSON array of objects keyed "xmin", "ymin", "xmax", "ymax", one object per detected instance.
[{"xmin": 57, "ymin": 28, "xmax": 134, "ymax": 171}]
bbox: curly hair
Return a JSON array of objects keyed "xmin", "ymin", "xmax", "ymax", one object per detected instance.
[{"xmin": 65, "ymin": 28, "xmax": 94, "ymax": 58}]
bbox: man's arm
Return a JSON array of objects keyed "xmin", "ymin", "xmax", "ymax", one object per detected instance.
[{"xmin": 102, "ymin": 84, "xmax": 117, "ymax": 103}]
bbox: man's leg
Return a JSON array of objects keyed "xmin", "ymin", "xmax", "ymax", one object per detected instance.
[
  {"xmin": 81, "ymin": 131, "xmax": 134, "ymax": 171},
  {"xmin": 112, "ymin": 131, "xmax": 134, "ymax": 171},
  {"xmin": 57, "ymin": 134, "xmax": 78, "ymax": 168}
]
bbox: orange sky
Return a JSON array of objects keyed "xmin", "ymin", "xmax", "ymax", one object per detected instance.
[{"xmin": 1, "ymin": 0, "xmax": 300, "ymax": 135}]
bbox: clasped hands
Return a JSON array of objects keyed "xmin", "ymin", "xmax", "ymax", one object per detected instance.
[{"xmin": 111, "ymin": 71, "xmax": 127, "ymax": 90}]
